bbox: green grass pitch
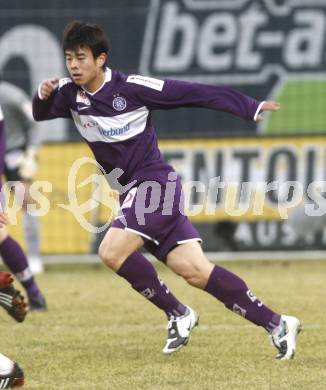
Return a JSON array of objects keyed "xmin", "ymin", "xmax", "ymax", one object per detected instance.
[
  {"xmin": 1, "ymin": 260, "xmax": 325, "ymax": 389},
  {"xmin": 265, "ymin": 81, "xmax": 326, "ymax": 134}
]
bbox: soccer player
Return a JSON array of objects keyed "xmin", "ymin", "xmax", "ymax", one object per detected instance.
[
  {"xmin": 0, "ymin": 105, "xmax": 46, "ymax": 311},
  {"xmin": 0, "ymin": 80, "xmax": 43, "ymax": 275},
  {"xmin": 32, "ymin": 20, "xmax": 301, "ymax": 359},
  {"xmin": 0, "ymin": 270, "xmax": 26, "ymax": 388}
]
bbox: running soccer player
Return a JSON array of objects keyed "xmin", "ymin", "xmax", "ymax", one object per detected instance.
[
  {"xmin": 0, "ymin": 105, "xmax": 46, "ymax": 311},
  {"xmin": 32, "ymin": 20, "xmax": 301, "ymax": 359},
  {"xmin": 0, "ymin": 80, "xmax": 43, "ymax": 275}
]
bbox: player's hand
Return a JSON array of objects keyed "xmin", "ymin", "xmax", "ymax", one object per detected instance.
[
  {"xmin": 39, "ymin": 78, "xmax": 59, "ymax": 100},
  {"xmin": 256, "ymin": 101, "xmax": 281, "ymax": 121},
  {"xmin": 0, "ymin": 212, "xmax": 9, "ymax": 227},
  {"xmin": 19, "ymin": 146, "xmax": 38, "ymax": 181},
  {"xmin": 0, "ymin": 272, "xmax": 13, "ymax": 289}
]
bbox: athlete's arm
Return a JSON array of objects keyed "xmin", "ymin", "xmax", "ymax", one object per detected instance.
[
  {"xmin": 32, "ymin": 78, "xmax": 71, "ymax": 121},
  {"xmin": 127, "ymin": 76, "xmax": 280, "ymax": 121}
]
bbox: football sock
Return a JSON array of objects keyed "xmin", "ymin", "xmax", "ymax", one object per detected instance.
[
  {"xmin": 205, "ymin": 265, "xmax": 281, "ymax": 333},
  {"xmin": 117, "ymin": 252, "xmax": 187, "ymax": 318},
  {"xmin": 22, "ymin": 212, "xmax": 40, "ymax": 257},
  {"xmin": 0, "ymin": 236, "xmax": 40, "ymax": 297}
]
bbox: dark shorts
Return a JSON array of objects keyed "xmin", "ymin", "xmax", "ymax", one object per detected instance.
[
  {"xmin": 4, "ymin": 147, "xmax": 25, "ymax": 182},
  {"xmin": 111, "ymin": 176, "xmax": 202, "ymax": 262}
]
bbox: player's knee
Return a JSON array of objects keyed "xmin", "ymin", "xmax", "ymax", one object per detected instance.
[
  {"xmin": 98, "ymin": 242, "xmax": 124, "ymax": 271},
  {"xmin": 179, "ymin": 266, "xmax": 209, "ymax": 289},
  {"xmin": 185, "ymin": 275, "xmax": 208, "ymax": 289}
]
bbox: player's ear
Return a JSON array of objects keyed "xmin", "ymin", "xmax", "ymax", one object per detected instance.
[{"xmin": 96, "ymin": 53, "xmax": 107, "ymax": 69}]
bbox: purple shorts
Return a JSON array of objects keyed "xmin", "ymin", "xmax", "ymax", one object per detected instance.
[{"xmin": 111, "ymin": 176, "xmax": 202, "ymax": 262}]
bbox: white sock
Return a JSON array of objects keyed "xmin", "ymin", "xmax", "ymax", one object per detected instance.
[
  {"xmin": 0, "ymin": 353, "xmax": 14, "ymax": 375},
  {"xmin": 23, "ymin": 212, "xmax": 40, "ymax": 257}
]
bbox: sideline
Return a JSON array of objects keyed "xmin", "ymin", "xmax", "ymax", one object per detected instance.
[{"xmin": 42, "ymin": 251, "xmax": 326, "ymax": 264}]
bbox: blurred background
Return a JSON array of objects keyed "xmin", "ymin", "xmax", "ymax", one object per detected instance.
[{"xmin": 1, "ymin": 0, "xmax": 326, "ymax": 260}]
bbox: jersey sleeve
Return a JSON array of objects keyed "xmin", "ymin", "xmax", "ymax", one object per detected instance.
[
  {"xmin": 32, "ymin": 83, "xmax": 72, "ymax": 121},
  {"xmin": 127, "ymin": 75, "xmax": 261, "ymax": 121}
]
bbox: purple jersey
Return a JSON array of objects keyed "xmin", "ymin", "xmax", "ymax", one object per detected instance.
[{"xmin": 32, "ymin": 69, "xmax": 262, "ymax": 188}]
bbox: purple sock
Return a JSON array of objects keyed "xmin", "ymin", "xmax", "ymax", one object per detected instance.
[
  {"xmin": 0, "ymin": 236, "xmax": 40, "ymax": 297},
  {"xmin": 117, "ymin": 252, "xmax": 186, "ymax": 318},
  {"xmin": 205, "ymin": 265, "xmax": 280, "ymax": 333}
]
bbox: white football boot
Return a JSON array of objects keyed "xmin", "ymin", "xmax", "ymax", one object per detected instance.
[
  {"xmin": 163, "ymin": 306, "xmax": 199, "ymax": 354},
  {"xmin": 0, "ymin": 354, "xmax": 24, "ymax": 388},
  {"xmin": 270, "ymin": 315, "xmax": 302, "ymax": 360}
]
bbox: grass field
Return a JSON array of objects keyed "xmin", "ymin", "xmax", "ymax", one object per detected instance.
[
  {"xmin": 265, "ymin": 81, "xmax": 326, "ymax": 134},
  {"xmin": 0, "ymin": 260, "xmax": 325, "ymax": 390}
]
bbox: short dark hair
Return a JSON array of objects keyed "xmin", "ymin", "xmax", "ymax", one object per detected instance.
[{"xmin": 62, "ymin": 20, "xmax": 109, "ymax": 66}]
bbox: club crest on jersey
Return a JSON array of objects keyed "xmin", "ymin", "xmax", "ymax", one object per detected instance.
[
  {"xmin": 112, "ymin": 96, "xmax": 127, "ymax": 111},
  {"xmin": 76, "ymin": 90, "xmax": 91, "ymax": 106}
]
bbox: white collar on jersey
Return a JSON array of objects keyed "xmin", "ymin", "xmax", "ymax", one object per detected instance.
[{"xmin": 81, "ymin": 67, "xmax": 112, "ymax": 96}]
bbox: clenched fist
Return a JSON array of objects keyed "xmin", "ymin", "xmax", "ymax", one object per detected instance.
[{"xmin": 39, "ymin": 78, "xmax": 59, "ymax": 100}]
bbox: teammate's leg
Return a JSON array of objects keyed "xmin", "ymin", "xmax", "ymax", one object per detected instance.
[
  {"xmin": 0, "ymin": 228, "xmax": 46, "ymax": 311},
  {"xmin": 0, "ymin": 272, "xmax": 26, "ymax": 388},
  {"xmin": 4, "ymin": 154, "xmax": 43, "ymax": 275}
]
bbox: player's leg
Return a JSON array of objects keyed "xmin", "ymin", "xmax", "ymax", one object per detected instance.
[
  {"xmin": 0, "ymin": 353, "xmax": 24, "ymax": 388},
  {"xmin": 166, "ymin": 241, "xmax": 301, "ymax": 359},
  {"xmin": 4, "ymin": 157, "xmax": 43, "ymax": 275},
  {"xmin": 0, "ymin": 227, "xmax": 46, "ymax": 311},
  {"xmin": 99, "ymin": 227, "xmax": 196, "ymax": 354},
  {"xmin": 167, "ymin": 241, "xmax": 280, "ymax": 329},
  {"xmin": 0, "ymin": 271, "xmax": 27, "ymax": 323},
  {"xmin": 0, "ymin": 273, "xmax": 25, "ymax": 388},
  {"xmin": 99, "ymin": 227, "xmax": 188, "ymax": 318}
]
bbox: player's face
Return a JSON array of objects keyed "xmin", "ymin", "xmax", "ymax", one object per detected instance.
[{"xmin": 65, "ymin": 47, "xmax": 106, "ymax": 92}]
